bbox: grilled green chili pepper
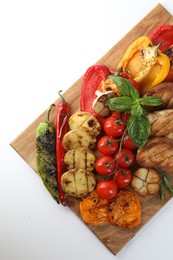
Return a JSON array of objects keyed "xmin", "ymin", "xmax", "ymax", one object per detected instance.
[{"xmin": 36, "ymin": 104, "xmax": 59, "ymax": 203}]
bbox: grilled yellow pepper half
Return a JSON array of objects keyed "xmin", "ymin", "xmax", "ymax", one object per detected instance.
[{"xmin": 117, "ymin": 36, "xmax": 170, "ymax": 95}]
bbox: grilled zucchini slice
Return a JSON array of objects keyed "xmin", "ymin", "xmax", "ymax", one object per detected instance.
[
  {"xmin": 69, "ymin": 111, "xmax": 101, "ymax": 136},
  {"xmin": 64, "ymin": 147, "xmax": 95, "ymax": 171},
  {"xmin": 61, "ymin": 169, "xmax": 96, "ymax": 197}
]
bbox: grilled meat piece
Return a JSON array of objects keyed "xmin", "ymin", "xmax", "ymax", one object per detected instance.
[
  {"xmin": 136, "ymin": 136, "xmax": 173, "ymax": 174},
  {"xmin": 148, "ymin": 109, "xmax": 173, "ymax": 140},
  {"xmin": 144, "ymin": 82, "xmax": 173, "ymax": 111}
]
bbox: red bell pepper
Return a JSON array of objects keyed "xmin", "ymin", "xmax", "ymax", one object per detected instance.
[
  {"xmin": 148, "ymin": 24, "xmax": 173, "ymax": 82},
  {"xmin": 80, "ymin": 65, "xmax": 141, "ymax": 128},
  {"xmin": 148, "ymin": 24, "xmax": 173, "ymax": 53},
  {"xmin": 80, "ymin": 64, "xmax": 111, "ymax": 114}
]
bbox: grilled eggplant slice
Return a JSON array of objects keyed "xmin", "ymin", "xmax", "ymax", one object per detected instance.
[
  {"xmin": 69, "ymin": 111, "xmax": 101, "ymax": 136},
  {"xmin": 62, "ymin": 127, "xmax": 97, "ymax": 151},
  {"xmin": 61, "ymin": 169, "xmax": 96, "ymax": 197},
  {"xmin": 36, "ymin": 105, "xmax": 59, "ymax": 203},
  {"xmin": 64, "ymin": 147, "xmax": 95, "ymax": 171}
]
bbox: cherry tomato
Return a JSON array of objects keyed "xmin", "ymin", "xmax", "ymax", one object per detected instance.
[
  {"xmin": 122, "ymin": 133, "xmax": 137, "ymax": 150},
  {"xmin": 95, "ymin": 155, "xmax": 116, "ymax": 176},
  {"xmin": 96, "ymin": 180, "xmax": 118, "ymax": 200},
  {"xmin": 111, "ymin": 111, "xmax": 121, "ymax": 118},
  {"xmin": 97, "ymin": 135, "xmax": 119, "ymax": 155},
  {"xmin": 114, "ymin": 148, "xmax": 134, "ymax": 168},
  {"xmin": 103, "ymin": 115, "xmax": 126, "ymax": 137},
  {"xmin": 114, "ymin": 168, "xmax": 132, "ymax": 188},
  {"xmin": 121, "ymin": 112, "xmax": 131, "ymax": 123}
]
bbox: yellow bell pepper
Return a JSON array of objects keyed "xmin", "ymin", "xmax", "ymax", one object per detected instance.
[{"xmin": 117, "ymin": 36, "xmax": 170, "ymax": 95}]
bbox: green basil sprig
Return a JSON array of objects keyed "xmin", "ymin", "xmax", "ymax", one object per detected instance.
[{"xmin": 106, "ymin": 75, "xmax": 163, "ymax": 148}]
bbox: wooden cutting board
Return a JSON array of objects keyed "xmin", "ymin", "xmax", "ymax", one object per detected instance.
[{"xmin": 10, "ymin": 4, "xmax": 173, "ymax": 255}]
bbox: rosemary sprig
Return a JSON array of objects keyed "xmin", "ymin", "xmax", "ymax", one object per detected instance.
[{"xmin": 158, "ymin": 171, "xmax": 173, "ymax": 202}]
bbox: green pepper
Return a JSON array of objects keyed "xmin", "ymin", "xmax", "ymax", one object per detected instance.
[{"xmin": 36, "ymin": 104, "xmax": 59, "ymax": 203}]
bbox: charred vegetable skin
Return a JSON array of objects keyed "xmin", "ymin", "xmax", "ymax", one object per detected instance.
[{"xmin": 36, "ymin": 104, "xmax": 59, "ymax": 203}]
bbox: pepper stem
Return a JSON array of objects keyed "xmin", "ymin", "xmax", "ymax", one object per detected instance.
[
  {"xmin": 47, "ymin": 104, "xmax": 55, "ymax": 121},
  {"xmin": 58, "ymin": 90, "xmax": 66, "ymax": 102},
  {"xmin": 114, "ymin": 68, "xmax": 122, "ymax": 76}
]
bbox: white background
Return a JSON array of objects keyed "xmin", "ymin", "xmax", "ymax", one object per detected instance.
[{"xmin": 1, "ymin": 1, "xmax": 173, "ymax": 260}]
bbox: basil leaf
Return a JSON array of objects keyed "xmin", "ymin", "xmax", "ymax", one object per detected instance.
[
  {"xmin": 129, "ymin": 81, "xmax": 140, "ymax": 101},
  {"xmin": 131, "ymin": 102, "xmax": 143, "ymax": 117},
  {"xmin": 108, "ymin": 75, "xmax": 131, "ymax": 97},
  {"xmin": 107, "ymin": 96, "xmax": 132, "ymax": 111},
  {"xmin": 127, "ymin": 115, "xmax": 150, "ymax": 148},
  {"xmin": 139, "ymin": 96, "xmax": 163, "ymax": 106},
  {"xmin": 109, "ymin": 75, "xmax": 139, "ymax": 100}
]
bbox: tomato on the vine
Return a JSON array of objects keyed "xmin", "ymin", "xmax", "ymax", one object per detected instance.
[
  {"xmin": 96, "ymin": 180, "xmax": 118, "ymax": 200},
  {"xmin": 95, "ymin": 155, "xmax": 116, "ymax": 176},
  {"xmin": 122, "ymin": 133, "xmax": 137, "ymax": 150},
  {"xmin": 97, "ymin": 135, "xmax": 119, "ymax": 155},
  {"xmin": 114, "ymin": 168, "xmax": 132, "ymax": 188},
  {"xmin": 114, "ymin": 148, "xmax": 134, "ymax": 168},
  {"xmin": 103, "ymin": 114, "xmax": 126, "ymax": 137},
  {"xmin": 121, "ymin": 112, "xmax": 131, "ymax": 123}
]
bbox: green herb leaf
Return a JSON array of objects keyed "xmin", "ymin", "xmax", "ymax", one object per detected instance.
[
  {"xmin": 159, "ymin": 182, "xmax": 166, "ymax": 202},
  {"xmin": 127, "ymin": 114, "xmax": 150, "ymax": 148},
  {"xmin": 131, "ymin": 102, "xmax": 143, "ymax": 117},
  {"xmin": 107, "ymin": 96, "xmax": 132, "ymax": 111},
  {"xmin": 158, "ymin": 171, "xmax": 173, "ymax": 201},
  {"xmin": 139, "ymin": 96, "xmax": 163, "ymax": 106},
  {"xmin": 109, "ymin": 75, "xmax": 140, "ymax": 100}
]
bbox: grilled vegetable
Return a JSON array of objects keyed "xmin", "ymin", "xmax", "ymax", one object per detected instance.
[
  {"xmin": 56, "ymin": 90, "xmax": 70, "ymax": 205},
  {"xmin": 108, "ymin": 190, "xmax": 141, "ymax": 228},
  {"xmin": 69, "ymin": 111, "xmax": 101, "ymax": 136},
  {"xmin": 117, "ymin": 36, "xmax": 170, "ymax": 95},
  {"xmin": 92, "ymin": 91, "xmax": 118, "ymax": 117},
  {"xmin": 62, "ymin": 127, "xmax": 97, "ymax": 151},
  {"xmin": 64, "ymin": 147, "xmax": 95, "ymax": 171},
  {"xmin": 36, "ymin": 104, "xmax": 59, "ymax": 203},
  {"xmin": 148, "ymin": 24, "xmax": 173, "ymax": 53},
  {"xmin": 80, "ymin": 64, "xmax": 111, "ymax": 115},
  {"xmin": 61, "ymin": 169, "xmax": 96, "ymax": 198},
  {"xmin": 79, "ymin": 190, "xmax": 109, "ymax": 226},
  {"xmin": 131, "ymin": 168, "xmax": 160, "ymax": 197}
]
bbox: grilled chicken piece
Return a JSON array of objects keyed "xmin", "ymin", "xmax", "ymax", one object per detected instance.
[
  {"xmin": 144, "ymin": 82, "xmax": 173, "ymax": 111},
  {"xmin": 136, "ymin": 137, "xmax": 173, "ymax": 174},
  {"xmin": 148, "ymin": 109, "xmax": 173, "ymax": 140}
]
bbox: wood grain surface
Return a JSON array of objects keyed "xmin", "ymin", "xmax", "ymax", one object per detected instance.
[{"xmin": 10, "ymin": 4, "xmax": 173, "ymax": 255}]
